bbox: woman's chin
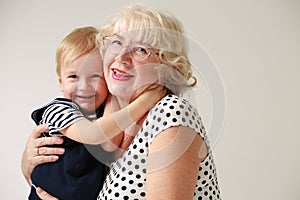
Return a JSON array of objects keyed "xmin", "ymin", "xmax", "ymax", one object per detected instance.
[{"xmin": 109, "ymin": 87, "xmax": 134, "ymax": 101}]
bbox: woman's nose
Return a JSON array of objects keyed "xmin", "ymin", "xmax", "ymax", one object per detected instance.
[{"xmin": 115, "ymin": 47, "xmax": 132, "ymax": 65}]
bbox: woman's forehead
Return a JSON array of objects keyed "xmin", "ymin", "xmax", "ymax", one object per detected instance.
[
  {"xmin": 112, "ymin": 28, "xmax": 186, "ymax": 55},
  {"xmin": 112, "ymin": 28, "xmax": 165, "ymax": 44}
]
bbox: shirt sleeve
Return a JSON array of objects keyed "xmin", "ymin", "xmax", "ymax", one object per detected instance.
[{"xmin": 31, "ymin": 98, "xmax": 85, "ymax": 135}]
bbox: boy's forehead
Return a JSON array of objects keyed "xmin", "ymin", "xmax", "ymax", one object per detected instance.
[
  {"xmin": 63, "ymin": 51, "xmax": 103, "ymax": 73},
  {"xmin": 78, "ymin": 53, "xmax": 103, "ymax": 72}
]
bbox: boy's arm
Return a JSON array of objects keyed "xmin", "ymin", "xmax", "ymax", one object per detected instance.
[
  {"xmin": 100, "ymin": 132, "xmax": 124, "ymax": 152},
  {"xmin": 60, "ymin": 85, "xmax": 165, "ymax": 144},
  {"xmin": 101, "ymin": 95, "xmax": 124, "ymax": 152}
]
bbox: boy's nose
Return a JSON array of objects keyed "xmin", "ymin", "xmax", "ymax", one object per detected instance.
[{"xmin": 77, "ymin": 78, "xmax": 91, "ymax": 90}]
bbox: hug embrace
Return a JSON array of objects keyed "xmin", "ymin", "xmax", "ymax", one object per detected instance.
[{"xmin": 22, "ymin": 3, "xmax": 221, "ymax": 200}]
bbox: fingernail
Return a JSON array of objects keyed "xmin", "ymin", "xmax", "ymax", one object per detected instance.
[
  {"xmin": 53, "ymin": 156, "xmax": 59, "ymax": 160},
  {"xmin": 36, "ymin": 187, "xmax": 42, "ymax": 192},
  {"xmin": 54, "ymin": 138, "xmax": 63, "ymax": 143},
  {"xmin": 58, "ymin": 148, "xmax": 65, "ymax": 154}
]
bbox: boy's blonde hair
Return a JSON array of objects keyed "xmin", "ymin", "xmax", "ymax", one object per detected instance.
[
  {"xmin": 56, "ymin": 26, "xmax": 99, "ymax": 76},
  {"xmin": 98, "ymin": 3, "xmax": 197, "ymax": 94}
]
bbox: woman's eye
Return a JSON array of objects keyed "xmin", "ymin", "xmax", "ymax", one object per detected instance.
[
  {"xmin": 111, "ymin": 39, "xmax": 123, "ymax": 47},
  {"xmin": 134, "ymin": 47, "xmax": 148, "ymax": 55}
]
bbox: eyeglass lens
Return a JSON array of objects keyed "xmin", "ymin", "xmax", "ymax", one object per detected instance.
[{"xmin": 104, "ymin": 37, "xmax": 151, "ymax": 61}]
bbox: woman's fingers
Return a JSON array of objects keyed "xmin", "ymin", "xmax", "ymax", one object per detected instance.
[
  {"xmin": 37, "ymin": 145, "xmax": 64, "ymax": 155},
  {"xmin": 36, "ymin": 187, "xmax": 59, "ymax": 200},
  {"xmin": 29, "ymin": 155, "xmax": 59, "ymax": 167},
  {"xmin": 28, "ymin": 137, "xmax": 64, "ymax": 165},
  {"xmin": 26, "ymin": 137, "xmax": 63, "ymax": 160},
  {"xmin": 31, "ymin": 124, "xmax": 49, "ymax": 139},
  {"xmin": 21, "ymin": 125, "xmax": 66, "ymax": 185},
  {"xmin": 36, "ymin": 136, "xmax": 64, "ymax": 149},
  {"xmin": 22, "ymin": 126, "xmax": 65, "ymax": 180}
]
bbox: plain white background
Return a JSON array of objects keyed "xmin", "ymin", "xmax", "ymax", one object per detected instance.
[{"xmin": 1, "ymin": 0, "xmax": 299, "ymax": 199}]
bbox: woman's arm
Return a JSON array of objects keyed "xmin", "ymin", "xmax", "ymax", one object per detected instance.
[
  {"xmin": 21, "ymin": 124, "xmax": 65, "ymax": 185},
  {"xmin": 146, "ymin": 126, "xmax": 208, "ymax": 200},
  {"xmin": 60, "ymin": 85, "xmax": 164, "ymax": 145}
]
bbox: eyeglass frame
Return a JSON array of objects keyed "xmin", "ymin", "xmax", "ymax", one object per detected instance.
[{"xmin": 101, "ymin": 35, "xmax": 158, "ymax": 62}]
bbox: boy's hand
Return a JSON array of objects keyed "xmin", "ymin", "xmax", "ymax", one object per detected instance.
[{"xmin": 139, "ymin": 84, "xmax": 167, "ymax": 109}]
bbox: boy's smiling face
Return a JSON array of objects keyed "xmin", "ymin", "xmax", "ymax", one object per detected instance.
[{"xmin": 59, "ymin": 50, "xmax": 108, "ymax": 114}]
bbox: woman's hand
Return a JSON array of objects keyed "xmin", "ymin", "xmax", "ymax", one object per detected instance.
[
  {"xmin": 21, "ymin": 124, "xmax": 65, "ymax": 185},
  {"xmin": 36, "ymin": 187, "xmax": 59, "ymax": 200}
]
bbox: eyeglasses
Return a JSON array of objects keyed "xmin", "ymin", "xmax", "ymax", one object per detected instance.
[{"xmin": 102, "ymin": 36, "xmax": 154, "ymax": 62}]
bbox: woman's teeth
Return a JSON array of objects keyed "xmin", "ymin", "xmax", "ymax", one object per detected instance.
[{"xmin": 112, "ymin": 69, "xmax": 134, "ymax": 78}]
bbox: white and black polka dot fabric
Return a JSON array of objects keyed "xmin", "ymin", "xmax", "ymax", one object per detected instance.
[{"xmin": 97, "ymin": 94, "xmax": 221, "ymax": 200}]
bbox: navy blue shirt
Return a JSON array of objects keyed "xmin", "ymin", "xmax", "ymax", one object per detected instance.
[{"xmin": 29, "ymin": 98, "xmax": 110, "ymax": 200}]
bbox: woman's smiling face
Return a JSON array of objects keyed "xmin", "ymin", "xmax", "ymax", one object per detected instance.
[{"xmin": 103, "ymin": 33, "xmax": 161, "ymax": 102}]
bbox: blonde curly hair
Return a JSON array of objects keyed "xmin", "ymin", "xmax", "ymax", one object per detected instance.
[
  {"xmin": 56, "ymin": 26, "xmax": 100, "ymax": 76},
  {"xmin": 97, "ymin": 4, "xmax": 197, "ymax": 95}
]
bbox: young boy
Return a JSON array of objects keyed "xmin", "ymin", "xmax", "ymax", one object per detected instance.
[{"xmin": 28, "ymin": 27, "xmax": 161, "ymax": 200}]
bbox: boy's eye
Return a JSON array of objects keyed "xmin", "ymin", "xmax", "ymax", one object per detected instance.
[
  {"xmin": 68, "ymin": 75, "xmax": 79, "ymax": 79},
  {"xmin": 91, "ymin": 74, "xmax": 101, "ymax": 79}
]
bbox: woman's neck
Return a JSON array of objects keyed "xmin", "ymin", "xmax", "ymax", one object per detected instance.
[{"xmin": 113, "ymin": 94, "xmax": 138, "ymax": 109}]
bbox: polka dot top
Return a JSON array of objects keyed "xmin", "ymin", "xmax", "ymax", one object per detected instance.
[{"xmin": 97, "ymin": 94, "xmax": 221, "ymax": 200}]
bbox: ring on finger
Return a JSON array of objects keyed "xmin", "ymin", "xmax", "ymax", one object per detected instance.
[{"xmin": 36, "ymin": 147, "xmax": 40, "ymax": 155}]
